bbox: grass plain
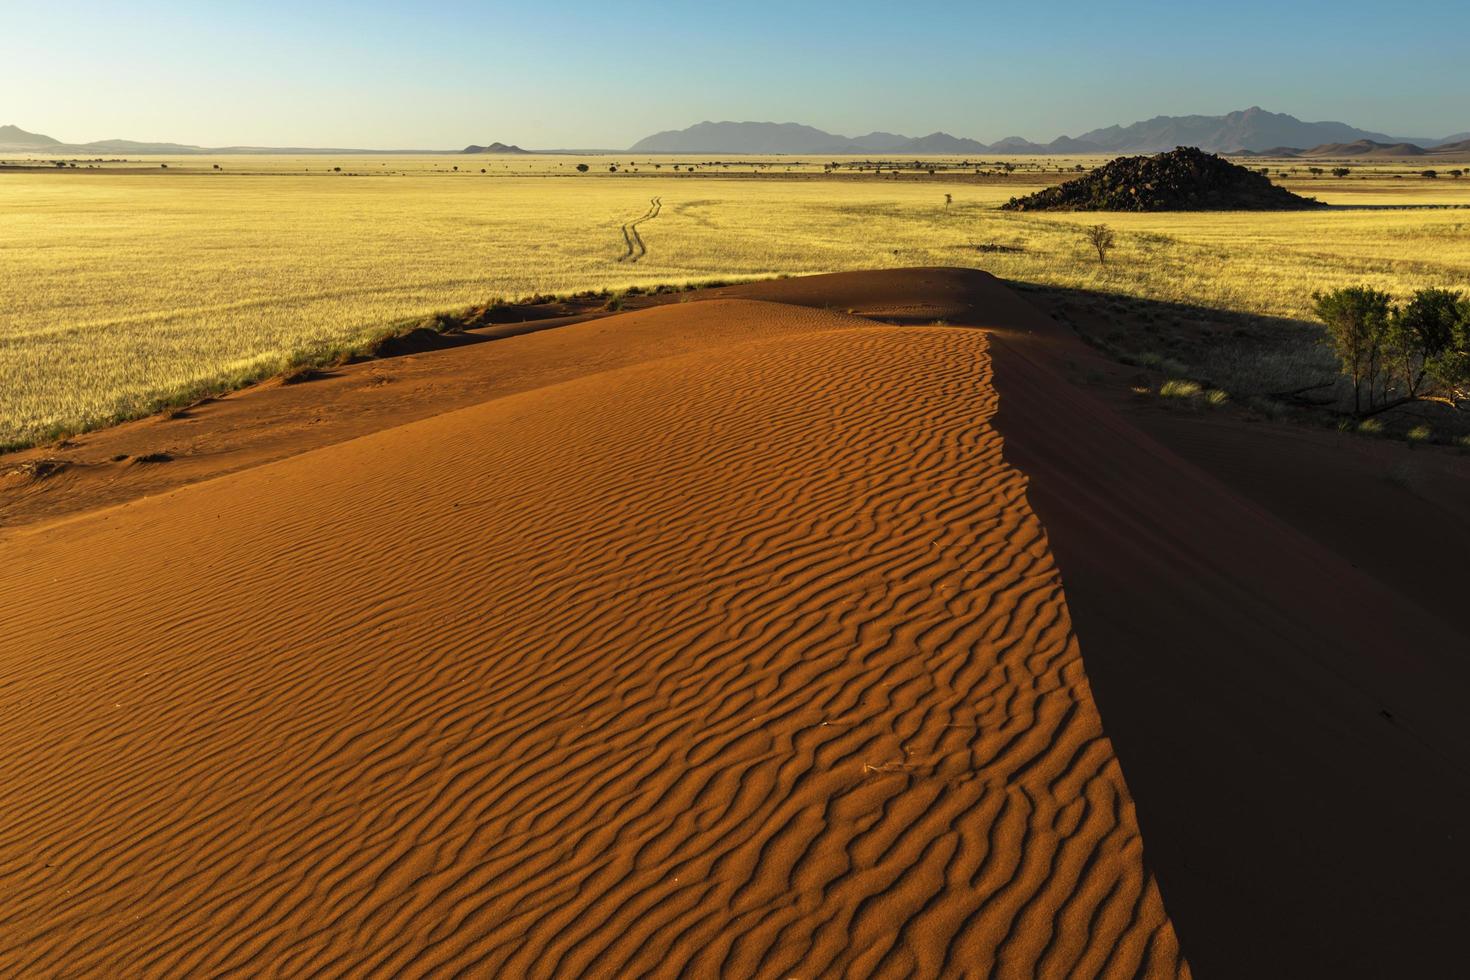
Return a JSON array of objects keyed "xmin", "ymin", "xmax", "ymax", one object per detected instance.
[{"xmin": 3, "ymin": 154, "xmax": 1470, "ymax": 447}]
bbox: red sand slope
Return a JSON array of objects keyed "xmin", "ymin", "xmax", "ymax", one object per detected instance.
[
  {"xmin": 5, "ymin": 268, "xmax": 1469, "ymax": 976},
  {"xmin": 0, "ymin": 305, "xmax": 1186, "ymax": 976}
]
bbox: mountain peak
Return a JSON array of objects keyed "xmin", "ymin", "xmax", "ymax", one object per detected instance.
[{"xmin": 0, "ymin": 124, "xmax": 61, "ymax": 147}]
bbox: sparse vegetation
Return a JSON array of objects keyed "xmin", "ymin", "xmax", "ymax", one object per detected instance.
[{"xmin": 3, "ymin": 159, "xmax": 1470, "ymax": 447}]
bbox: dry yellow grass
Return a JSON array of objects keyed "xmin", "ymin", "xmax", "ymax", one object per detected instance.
[{"xmin": 3, "ymin": 157, "xmax": 1469, "ymax": 447}]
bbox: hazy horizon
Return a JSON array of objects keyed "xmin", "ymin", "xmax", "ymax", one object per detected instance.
[{"xmin": 7, "ymin": 0, "xmax": 1468, "ymax": 149}]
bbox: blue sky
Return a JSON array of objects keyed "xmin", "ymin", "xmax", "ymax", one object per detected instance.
[{"xmin": 7, "ymin": 0, "xmax": 1466, "ymax": 148}]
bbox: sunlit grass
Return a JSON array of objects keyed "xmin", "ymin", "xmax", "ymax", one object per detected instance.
[{"xmin": 3, "ymin": 164, "xmax": 1469, "ymax": 447}]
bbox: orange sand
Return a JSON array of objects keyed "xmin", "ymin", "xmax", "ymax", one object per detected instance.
[
  {"xmin": 1, "ymin": 299, "xmax": 1184, "ymax": 976},
  {"xmin": 8, "ymin": 268, "xmax": 1470, "ymax": 976}
]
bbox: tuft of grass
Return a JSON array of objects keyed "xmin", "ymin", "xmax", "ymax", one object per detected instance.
[
  {"xmin": 1159, "ymin": 379, "xmax": 1203, "ymax": 399},
  {"xmin": 1357, "ymin": 418, "xmax": 1385, "ymax": 436},
  {"xmin": 1407, "ymin": 424, "xmax": 1433, "ymax": 443},
  {"xmin": 1204, "ymin": 388, "xmax": 1230, "ymax": 407}
]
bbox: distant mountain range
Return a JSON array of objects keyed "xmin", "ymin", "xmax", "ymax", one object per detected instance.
[
  {"xmin": 1249, "ymin": 138, "xmax": 1470, "ymax": 159},
  {"xmin": 6, "ymin": 109, "xmax": 1469, "ymax": 159},
  {"xmin": 0, "ymin": 125, "xmax": 541, "ymax": 156},
  {"xmin": 628, "ymin": 109, "xmax": 1469, "ymax": 155}
]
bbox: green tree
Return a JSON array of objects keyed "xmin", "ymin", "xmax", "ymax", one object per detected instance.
[
  {"xmin": 1387, "ymin": 289, "xmax": 1460, "ymax": 399},
  {"xmin": 1424, "ymin": 295, "xmax": 1470, "ymax": 406},
  {"xmin": 1313, "ymin": 286, "xmax": 1394, "ymax": 414}
]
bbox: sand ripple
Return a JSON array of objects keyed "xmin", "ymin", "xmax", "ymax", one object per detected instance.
[{"xmin": 0, "ymin": 313, "xmax": 1185, "ymax": 977}]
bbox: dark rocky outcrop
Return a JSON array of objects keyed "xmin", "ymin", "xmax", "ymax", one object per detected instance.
[
  {"xmin": 1001, "ymin": 147, "xmax": 1325, "ymax": 212},
  {"xmin": 462, "ymin": 142, "xmax": 529, "ymax": 154}
]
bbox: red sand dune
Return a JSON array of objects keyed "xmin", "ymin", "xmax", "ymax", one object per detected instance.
[
  {"xmin": 0, "ymin": 300, "xmax": 1185, "ymax": 976},
  {"xmin": 2, "ymin": 268, "xmax": 1468, "ymax": 976}
]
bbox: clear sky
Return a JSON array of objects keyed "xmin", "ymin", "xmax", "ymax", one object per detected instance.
[{"xmin": 7, "ymin": 0, "xmax": 1467, "ymax": 149}]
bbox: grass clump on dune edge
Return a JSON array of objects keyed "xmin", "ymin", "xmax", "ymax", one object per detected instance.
[
  {"xmin": 1159, "ymin": 379, "xmax": 1203, "ymax": 399},
  {"xmin": 0, "ymin": 276, "xmax": 778, "ymax": 453}
]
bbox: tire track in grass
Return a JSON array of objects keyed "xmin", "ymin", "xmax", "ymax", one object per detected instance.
[{"xmin": 617, "ymin": 198, "xmax": 662, "ymax": 264}]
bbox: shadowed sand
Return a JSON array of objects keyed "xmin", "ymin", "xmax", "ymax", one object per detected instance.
[{"xmin": 0, "ymin": 304, "xmax": 1186, "ymax": 975}]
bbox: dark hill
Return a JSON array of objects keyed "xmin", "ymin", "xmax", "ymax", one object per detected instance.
[
  {"xmin": 1001, "ymin": 147, "xmax": 1324, "ymax": 212},
  {"xmin": 1301, "ymin": 140, "xmax": 1426, "ymax": 157},
  {"xmin": 463, "ymin": 142, "xmax": 529, "ymax": 154}
]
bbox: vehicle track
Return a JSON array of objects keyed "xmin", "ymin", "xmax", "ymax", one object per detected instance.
[{"xmin": 617, "ymin": 197, "xmax": 662, "ymax": 263}]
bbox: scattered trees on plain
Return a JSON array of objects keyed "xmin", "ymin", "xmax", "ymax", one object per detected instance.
[
  {"xmin": 1313, "ymin": 286, "xmax": 1470, "ymax": 416},
  {"xmin": 1332, "ymin": 167, "xmax": 1350, "ymax": 178}
]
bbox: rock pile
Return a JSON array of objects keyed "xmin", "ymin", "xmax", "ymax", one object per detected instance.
[{"xmin": 1001, "ymin": 146, "xmax": 1324, "ymax": 211}]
